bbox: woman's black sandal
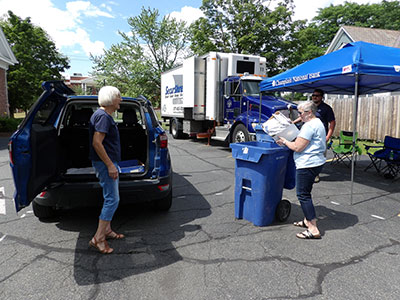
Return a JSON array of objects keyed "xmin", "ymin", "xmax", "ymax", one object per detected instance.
[
  {"xmin": 293, "ymin": 221, "xmax": 308, "ymax": 228},
  {"xmin": 296, "ymin": 230, "xmax": 321, "ymax": 239}
]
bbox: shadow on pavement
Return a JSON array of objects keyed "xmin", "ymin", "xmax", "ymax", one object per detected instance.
[
  {"xmin": 0, "ymin": 136, "xmax": 11, "ymax": 151},
  {"xmin": 320, "ymin": 160, "xmax": 400, "ymax": 194},
  {"xmin": 286, "ymin": 203, "xmax": 359, "ymax": 236},
  {"xmin": 54, "ymin": 172, "xmax": 211, "ymax": 285}
]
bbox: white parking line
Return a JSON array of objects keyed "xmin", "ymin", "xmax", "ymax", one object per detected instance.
[
  {"xmin": 0, "ymin": 187, "xmax": 5, "ymax": 215},
  {"xmin": 0, "ymin": 235, "xmax": 6, "ymax": 242},
  {"xmin": 215, "ymin": 192, "xmax": 223, "ymax": 196},
  {"xmin": 371, "ymin": 214, "xmax": 385, "ymax": 220},
  {"xmin": 20, "ymin": 214, "xmax": 26, "ymax": 219},
  {"xmin": 330, "ymin": 201, "xmax": 340, "ymax": 205}
]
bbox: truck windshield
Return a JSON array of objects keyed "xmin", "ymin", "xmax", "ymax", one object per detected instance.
[{"xmin": 242, "ymin": 80, "xmax": 261, "ymax": 97}]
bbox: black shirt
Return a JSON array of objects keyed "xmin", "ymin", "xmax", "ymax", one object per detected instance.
[{"xmin": 315, "ymin": 101, "xmax": 335, "ymax": 134}]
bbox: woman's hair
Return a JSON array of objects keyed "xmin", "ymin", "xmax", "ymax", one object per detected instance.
[
  {"xmin": 297, "ymin": 100, "xmax": 317, "ymax": 115},
  {"xmin": 98, "ymin": 86, "xmax": 121, "ymax": 107}
]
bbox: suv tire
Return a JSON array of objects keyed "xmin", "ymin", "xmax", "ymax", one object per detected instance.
[
  {"xmin": 152, "ymin": 191, "xmax": 172, "ymax": 211},
  {"xmin": 33, "ymin": 201, "xmax": 57, "ymax": 219}
]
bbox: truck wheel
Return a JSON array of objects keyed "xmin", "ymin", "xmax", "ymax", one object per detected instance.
[
  {"xmin": 152, "ymin": 191, "xmax": 172, "ymax": 211},
  {"xmin": 275, "ymin": 199, "xmax": 291, "ymax": 222},
  {"xmin": 171, "ymin": 119, "xmax": 184, "ymax": 139},
  {"xmin": 232, "ymin": 124, "xmax": 249, "ymax": 143},
  {"xmin": 32, "ymin": 201, "xmax": 57, "ymax": 219}
]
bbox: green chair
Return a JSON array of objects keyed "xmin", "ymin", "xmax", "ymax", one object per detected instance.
[{"xmin": 331, "ymin": 131, "xmax": 362, "ymax": 167}]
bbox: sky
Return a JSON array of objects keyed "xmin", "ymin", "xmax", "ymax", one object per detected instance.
[{"xmin": 0, "ymin": 0, "xmax": 385, "ymax": 77}]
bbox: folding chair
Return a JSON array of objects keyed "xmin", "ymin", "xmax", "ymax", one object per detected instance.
[
  {"xmin": 331, "ymin": 131, "xmax": 362, "ymax": 167},
  {"xmin": 364, "ymin": 135, "xmax": 400, "ymax": 178}
]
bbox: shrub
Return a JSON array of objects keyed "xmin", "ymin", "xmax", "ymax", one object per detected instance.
[{"xmin": 0, "ymin": 117, "xmax": 23, "ymax": 132}]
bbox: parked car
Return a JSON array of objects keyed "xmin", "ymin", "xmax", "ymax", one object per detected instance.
[{"xmin": 8, "ymin": 81, "xmax": 172, "ymax": 219}]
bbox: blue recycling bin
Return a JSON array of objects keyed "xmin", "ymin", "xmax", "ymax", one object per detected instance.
[
  {"xmin": 230, "ymin": 140, "xmax": 295, "ymax": 226},
  {"xmin": 254, "ymin": 124, "xmax": 296, "ymax": 190}
]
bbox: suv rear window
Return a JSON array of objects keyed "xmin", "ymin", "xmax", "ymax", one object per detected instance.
[
  {"xmin": 147, "ymin": 105, "xmax": 161, "ymax": 128},
  {"xmin": 33, "ymin": 97, "xmax": 59, "ymax": 125},
  {"xmin": 61, "ymin": 102, "xmax": 145, "ymax": 129}
]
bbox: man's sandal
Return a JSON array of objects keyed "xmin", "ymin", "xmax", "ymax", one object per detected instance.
[
  {"xmin": 89, "ymin": 237, "xmax": 114, "ymax": 254},
  {"xmin": 293, "ymin": 220, "xmax": 308, "ymax": 228},
  {"xmin": 296, "ymin": 230, "xmax": 321, "ymax": 240},
  {"xmin": 105, "ymin": 231, "xmax": 125, "ymax": 240}
]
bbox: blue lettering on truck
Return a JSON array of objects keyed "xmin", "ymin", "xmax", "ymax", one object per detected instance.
[{"xmin": 165, "ymin": 85, "xmax": 183, "ymax": 95}]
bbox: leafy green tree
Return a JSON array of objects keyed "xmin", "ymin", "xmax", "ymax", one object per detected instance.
[
  {"xmin": 189, "ymin": 0, "xmax": 299, "ymax": 75},
  {"xmin": 0, "ymin": 11, "xmax": 69, "ymax": 115},
  {"xmin": 285, "ymin": 22, "xmax": 326, "ymax": 68},
  {"xmin": 295, "ymin": 0, "xmax": 400, "ymax": 63},
  {"xmin": 91, "ymin": 7, "xmax": 190, "ymax": 106}
]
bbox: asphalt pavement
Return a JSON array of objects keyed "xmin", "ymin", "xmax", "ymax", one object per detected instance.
[{"xmin": 0, "ymin": 134, "xmax": 399, "ymax": 299}]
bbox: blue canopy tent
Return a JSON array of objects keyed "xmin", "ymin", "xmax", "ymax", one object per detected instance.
[{"xmin": 260, "ymin": 41, "xmax": 400, "ymax": 204}]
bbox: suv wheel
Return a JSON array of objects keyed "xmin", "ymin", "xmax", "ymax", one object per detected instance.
[
  {"xmin": 32, "ymin": 201, "xmax": 57, "ymax": 219},
  {"xmin": 152, "ymin": 191, "xmax": 172, "ymax": 211}
]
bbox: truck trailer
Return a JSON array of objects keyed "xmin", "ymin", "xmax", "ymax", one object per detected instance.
[{"xmin": 161, "ymin": 52, "xmax": 297, "ymax": 142}]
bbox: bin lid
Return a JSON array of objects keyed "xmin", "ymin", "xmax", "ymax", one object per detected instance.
[
  {"xmin": 230, "ymin": 141, "xmax": 288, "ymax": 163},
  {"xmin": 254, "ymin": 124, "xmax": 275, "ymax": 143}
]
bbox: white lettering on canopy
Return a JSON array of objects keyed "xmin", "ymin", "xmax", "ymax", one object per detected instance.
[
  {"xmin": 293, "ymin": 74, "xmax": 308, "ymax": 82},
  {"xmin": 272, "ymin": 72, "xmax": 321, "ymax": 87}
]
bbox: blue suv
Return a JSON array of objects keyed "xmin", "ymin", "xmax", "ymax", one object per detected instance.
[{"xmin": 9, "ymin": 81, "xmax": 172, "ymax": 218}]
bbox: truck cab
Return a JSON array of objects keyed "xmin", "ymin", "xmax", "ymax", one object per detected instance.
[{"xmin": 222, "ymin": 74, "xmax": 298, "ymax": 143}]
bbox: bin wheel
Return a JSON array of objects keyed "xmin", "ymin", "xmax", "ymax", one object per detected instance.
[{"xmin": 275, "ymin": 199, "xmax": 291, "ymax": 222}]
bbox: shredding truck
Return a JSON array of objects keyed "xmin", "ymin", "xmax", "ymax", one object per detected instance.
[{"xmin": 160, "ymin": 52, "xmax": 297, "ymax": 142}]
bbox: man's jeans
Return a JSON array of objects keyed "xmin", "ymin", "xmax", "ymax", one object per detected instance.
[
  {"xmin": 295, "ymin": 165, "xmax": 324, "ymax": 221},
  {"xmin": 92, "ymin": 160, "xmax": 120, "ymax": 221}
]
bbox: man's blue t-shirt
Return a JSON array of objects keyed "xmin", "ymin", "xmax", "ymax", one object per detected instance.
[
  {"xmin": 89, "ymin": 109, "xmax": 121, "ymax": 162},
  {"xmin": 315, "ymin": 101, "xmax": 335, "ymax": 134}
]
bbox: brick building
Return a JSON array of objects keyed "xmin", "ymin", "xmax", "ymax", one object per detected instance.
[
  {"xmin": 0, "ymin": 27, "xmax": 18, "ymax": 117},
  {"xmin": 64, "ymin": 73, "xmax": 98, "ymax": 95}
]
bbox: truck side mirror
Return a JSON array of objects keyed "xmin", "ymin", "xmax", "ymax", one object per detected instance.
[{"xmin": 224, "ymin": 81, "xmax": 231, "ymax": 98}]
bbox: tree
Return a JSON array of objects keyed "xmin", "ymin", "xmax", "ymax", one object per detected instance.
[
  {"xmin": 91, "ymin": 7, "xmax": 190, "ymax": 106},
  {"xmin": 295, "ymin": 1, "xmax": 400, "ymax": 63},
  {"xmin": 189, "ymin": 0, "xmax": 299, "ymax": 75},
  {"xmin": 0, "ymin": 11, "xmax": 69, "ymax": 114}
]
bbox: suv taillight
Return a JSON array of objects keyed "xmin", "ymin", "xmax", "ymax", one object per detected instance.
[
  {"xmin": 159, "ymin": 133, "xmax": 168, "ymax": 148},
  {"xmin": 8, "ymin": 141, "xmax": 13, "ymax": 165}
]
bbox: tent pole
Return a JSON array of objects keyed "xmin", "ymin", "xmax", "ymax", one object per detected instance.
[
  {"xmin": 350, "ymin": 73, "xmax": 360, "ymax": 205},
  {"xmin": 259, "ymin": 92, "xmax": 262, "ymax": 123}
]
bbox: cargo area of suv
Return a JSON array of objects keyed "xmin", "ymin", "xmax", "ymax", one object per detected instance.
[{"xmin": 58, "ymin": 101, "xmax": 148, "ymax": 177}]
